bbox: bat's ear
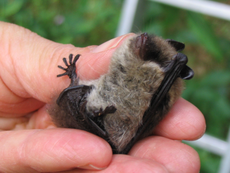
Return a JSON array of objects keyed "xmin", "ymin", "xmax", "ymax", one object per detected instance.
[
  {"xmin": 166, "ymin": 39, "xmax": 185, "ymax": 51},
  {"xmin": 180, "ymin": 65, "xmax": 194, "ymax": 80}
]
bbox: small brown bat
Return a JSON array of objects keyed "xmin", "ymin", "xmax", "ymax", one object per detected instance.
[{"xmin": 49, "ymin": 33, "xmax": 194, "ymax": 154}]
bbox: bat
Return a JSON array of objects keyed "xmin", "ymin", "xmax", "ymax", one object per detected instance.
[{"xmin": 49, "ymin": 33, "xmax": 194, "ymax": 154}]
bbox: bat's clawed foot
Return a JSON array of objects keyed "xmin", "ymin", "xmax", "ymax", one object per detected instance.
[{"xmin": 57, "ymin": 54, "xmax": 80, "ymax": 79}]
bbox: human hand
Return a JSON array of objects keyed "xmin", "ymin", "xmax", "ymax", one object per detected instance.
[{"xmin": 0, "ymin": 21, "xmax": 205, "ymax": 173}]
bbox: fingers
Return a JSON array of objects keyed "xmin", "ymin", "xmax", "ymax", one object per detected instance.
[
  {"xmin": 0, "ymin": 22, "xmax": 131, "ymax": 102},
  {"xmin": 0, "ymin": 22, "xmax": 82, "ymax": 102},
  {"xmin": 0, "ymin": 21, "xmax": 132, "ymax": 117},
  {"xmin": 0, "ymin": 129, "xmax": 112, "ymax": 173},
  {"xmin": 59, "ymin": 139, "xmax": 199, "ymax": 173},
  {"xmin": 129, "ymin": 136, "xmax": 200, "ymax": 173},
  {"xmin": 60, "ymin": 155, "xmax": 169, "ymax": 173},
  {"xmin": 0, "ymin": 129, "xmax": 200, "ymax": 173},
  {"xmin": 154, "ymin": 97, "xmax": 206, "ymax": 140}
]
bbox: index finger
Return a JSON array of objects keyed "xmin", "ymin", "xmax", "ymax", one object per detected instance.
[{"xmin": 0, "ymin": 21, "xmax": 131, "ymax": 104}]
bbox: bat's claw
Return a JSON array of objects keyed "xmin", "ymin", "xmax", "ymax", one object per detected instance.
[
  {"xmin": 57, "ymin": 54, "xmax": 80, "ymax": 79},
  {"xmin": 89, "ymin": 105, "xmax": 117, "ymax": 118}
]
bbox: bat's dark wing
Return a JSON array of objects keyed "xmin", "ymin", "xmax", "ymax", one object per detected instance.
[
  {"xmin": 120, "ymin": 48, "xmax": 194, "ymax": 154},
  {"xmin": 56, "ymin": 54, "xmax": 107, "ymax": 138}
]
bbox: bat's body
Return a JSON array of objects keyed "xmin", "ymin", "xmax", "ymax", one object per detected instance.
[{"xmin": 50, "ymin": 33, "xmax": 194, "ymax": 154}]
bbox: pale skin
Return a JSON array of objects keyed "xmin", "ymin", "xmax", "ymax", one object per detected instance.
[{"xmin": 0, "ymin": 21, "xmax": 205, "ymax": 173}]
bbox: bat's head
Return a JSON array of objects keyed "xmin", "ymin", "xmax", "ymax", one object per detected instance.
[
  {"xmin": 132, "ymin": 33, "xmax": 176, "ymax": 66},
  {"xmin": 129, "ymin": 33, "xmax": 194, "ymax": 80}
]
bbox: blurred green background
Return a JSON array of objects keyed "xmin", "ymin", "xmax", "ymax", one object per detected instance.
[{"xmin": 1, "ymin": 0, "xmax": 230, "ymax": 172}]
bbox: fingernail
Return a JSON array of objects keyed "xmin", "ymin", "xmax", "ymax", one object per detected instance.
[
  {"xmin": 89, "ymin": 164, "xmax": 107, "ymax": 170},
  {"xmin": 92, "ymin": 33, "xmax": 134, "ymax": 53},
  {"xmin": 79, "ymin": 164, "xmax": 106, "ymax": 170},
  {"xmin": 47, "ymin": 125, "xmax": 56, "ymax": 129}
]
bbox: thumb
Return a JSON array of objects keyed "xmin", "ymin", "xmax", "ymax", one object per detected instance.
[{"xmin": 0, "ymin": 22, "xmax": 131, "ymax": 104}]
